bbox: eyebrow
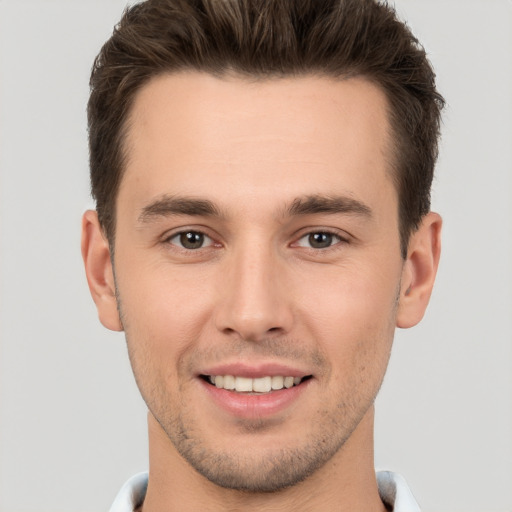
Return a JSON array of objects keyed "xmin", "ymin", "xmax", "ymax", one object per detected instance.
[
  {"xmin": 138, "ymin": 195, "xmax": 223, "ymax": 223},
  {"xmin": 137, "ymin": 193, "xmax": 372, "ymax": 224},
  {"xmin": 286, "ymin": 194, "xmax": 372, "ymax": 218}
]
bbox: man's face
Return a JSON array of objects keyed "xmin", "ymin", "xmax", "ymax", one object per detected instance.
[{"xmin": 109, "ymin": 73, "xmax": 406, "ymax": 490}]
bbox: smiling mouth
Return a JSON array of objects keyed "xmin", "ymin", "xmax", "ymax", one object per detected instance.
[{"xmin": 201, "ymin": 375, "xmax": 312, "ymax": 393}]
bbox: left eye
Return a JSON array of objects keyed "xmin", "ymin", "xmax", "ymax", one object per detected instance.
[
  {"xmin": 168, "ymin": 231, "xmax": 214, "ymax": 250},
  {"xmin": 296, "ymin": 232, "xmax": 342, "ymax": 249}
]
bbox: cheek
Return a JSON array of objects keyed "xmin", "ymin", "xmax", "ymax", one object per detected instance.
[
  {"xmin": 116, "ymin": 262, "xmax": 217, "ymax": 366},
  {"xmin": 295, "ymin": 262, "xmax": 399, "ymax": 376},
  {"xmin": 298, "ymin": 263, "xmax": 399, "ymax": 330}
]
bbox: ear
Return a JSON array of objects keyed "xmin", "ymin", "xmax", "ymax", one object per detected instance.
[
  {"xmin": 396, "ymin": 212, "xmax": 442, "ymax": 329},
  {"xmin": 81, "ymin": 210, "xmax": 123, "ymax": 331}
]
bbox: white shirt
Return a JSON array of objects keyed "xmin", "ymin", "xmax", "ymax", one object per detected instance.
[{"xmin": 109, "ymin": 470, "xmax": 420, "ymax": 511}]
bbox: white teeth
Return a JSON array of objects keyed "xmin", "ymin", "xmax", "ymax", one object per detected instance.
[
  {"xmin": 253, "ymin": 376, "xmax": 272, "ymax": 393},
  {"xmin": 223, "ymin": 374, "xmax": 236, "ymax": 390},
  {"xmin": 207, "ymin": 374, "xmax": 304, "ymax": 393},
  {"xmin": 271, "ymin": 375, "xmax": 284, "ymax": 390},
  {"xmin": 235, "ymin": 376, "xmax": 253, "ymax": 392}
]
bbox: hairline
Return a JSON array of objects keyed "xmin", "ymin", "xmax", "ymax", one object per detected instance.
[{"xmin": 105, "ymin": 69, "xmax": 416, "ymax": 258}]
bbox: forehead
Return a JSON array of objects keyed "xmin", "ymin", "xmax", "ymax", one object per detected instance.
[{"xmin": 119, "ymin": 72, "xmax": 395, "ymax": 216}]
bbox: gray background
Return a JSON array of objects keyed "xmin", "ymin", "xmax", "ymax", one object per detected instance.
[{"xmin": 0, "ymin": 1, "xmax": 511, "ymax": 511}]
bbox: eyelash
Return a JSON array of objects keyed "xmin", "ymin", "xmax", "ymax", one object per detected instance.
[
  {"xmin": 294, "ymin": 230, "xmax": 348, "ymax": 250},
  {"xmin": 162, "ymin": 228, "xmax": 349, "ymax": 252},
  {"xmin": 164, "ymin": 230, "xmax": 217, "ymax": 251}
]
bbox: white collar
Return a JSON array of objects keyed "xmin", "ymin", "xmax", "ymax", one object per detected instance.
[{"xmin": 377, "ymin": 471, "xmax": 421, "ymax": 512}]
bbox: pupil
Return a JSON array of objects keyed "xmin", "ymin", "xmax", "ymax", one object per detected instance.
[
  {"xmin": 180, "ymin": 232, "xmax": 204, "ymax": 249},
  {"xmin": 309, "ymin": 232, "xmax": 332, "ymax": 248}
]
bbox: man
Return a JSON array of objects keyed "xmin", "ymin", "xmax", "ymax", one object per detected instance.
[{"xmin": 81, "ymin": 0, "xmax": 443, "ymax": 510}]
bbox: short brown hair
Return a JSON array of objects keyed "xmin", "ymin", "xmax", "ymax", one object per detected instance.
[{"xmin": 88, "ymin": 0, "xmax": 444, "ymax": 257}]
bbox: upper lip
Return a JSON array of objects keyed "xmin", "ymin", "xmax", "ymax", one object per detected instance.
[{"xmin": 199, "ymin": 362, "xmax": 311, "ymax": 379}]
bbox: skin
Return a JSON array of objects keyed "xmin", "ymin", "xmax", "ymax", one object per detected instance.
[{"xmin": 82, "ymin": 72, "xmax": 441, "ymax": 511}]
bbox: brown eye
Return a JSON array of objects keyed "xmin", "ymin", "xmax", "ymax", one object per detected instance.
[
  {"xmin": 296, "ymin": 231, "xmax": 343, "ymax": 249},
  {"xmin": 169, "ymin": 231, "xmax": 212, "ymax": 250},
  {"xmin": 308, "ymin": 233, "xmax": 334, "ymax": 248}
]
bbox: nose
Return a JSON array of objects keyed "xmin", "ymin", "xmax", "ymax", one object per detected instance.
[{"xmin": 214, "ymin": 242, "xmax": 294, "ymax": 342}]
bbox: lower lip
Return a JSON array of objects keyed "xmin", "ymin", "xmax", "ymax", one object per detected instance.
[{"xmin": 200, "ymin": 379, "xmax": 311, "ymax": 419}]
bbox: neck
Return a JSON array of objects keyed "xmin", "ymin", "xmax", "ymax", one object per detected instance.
[{"xmin": 141, "ymin": 408, "xmax": 386, "ymax": 512}]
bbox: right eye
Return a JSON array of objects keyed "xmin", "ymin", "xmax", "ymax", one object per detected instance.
[{"xmin": 167, "ymin": 231, "xmax": 214, "ymax": 250}]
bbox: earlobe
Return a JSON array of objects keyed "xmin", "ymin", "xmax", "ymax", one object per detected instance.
[
  {"xmin": 396, "ymin": 212, "xmax": 442, "ymax": 329},
  {"xmin": 81, "ymin": 210, "xmax": 123, "ymax": 332}
]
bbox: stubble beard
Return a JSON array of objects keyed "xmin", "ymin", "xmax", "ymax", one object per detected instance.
[
  {"xmin": 116, "ymin": 288, "xmax": 396, "ymax": 494},
  {"xmin": 127, "ymin": 339, "xmax": 384, "ymax": 494},
  {"xmin": 158, "ymin": 405, "xmax": 356, "ymax": 493}
]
